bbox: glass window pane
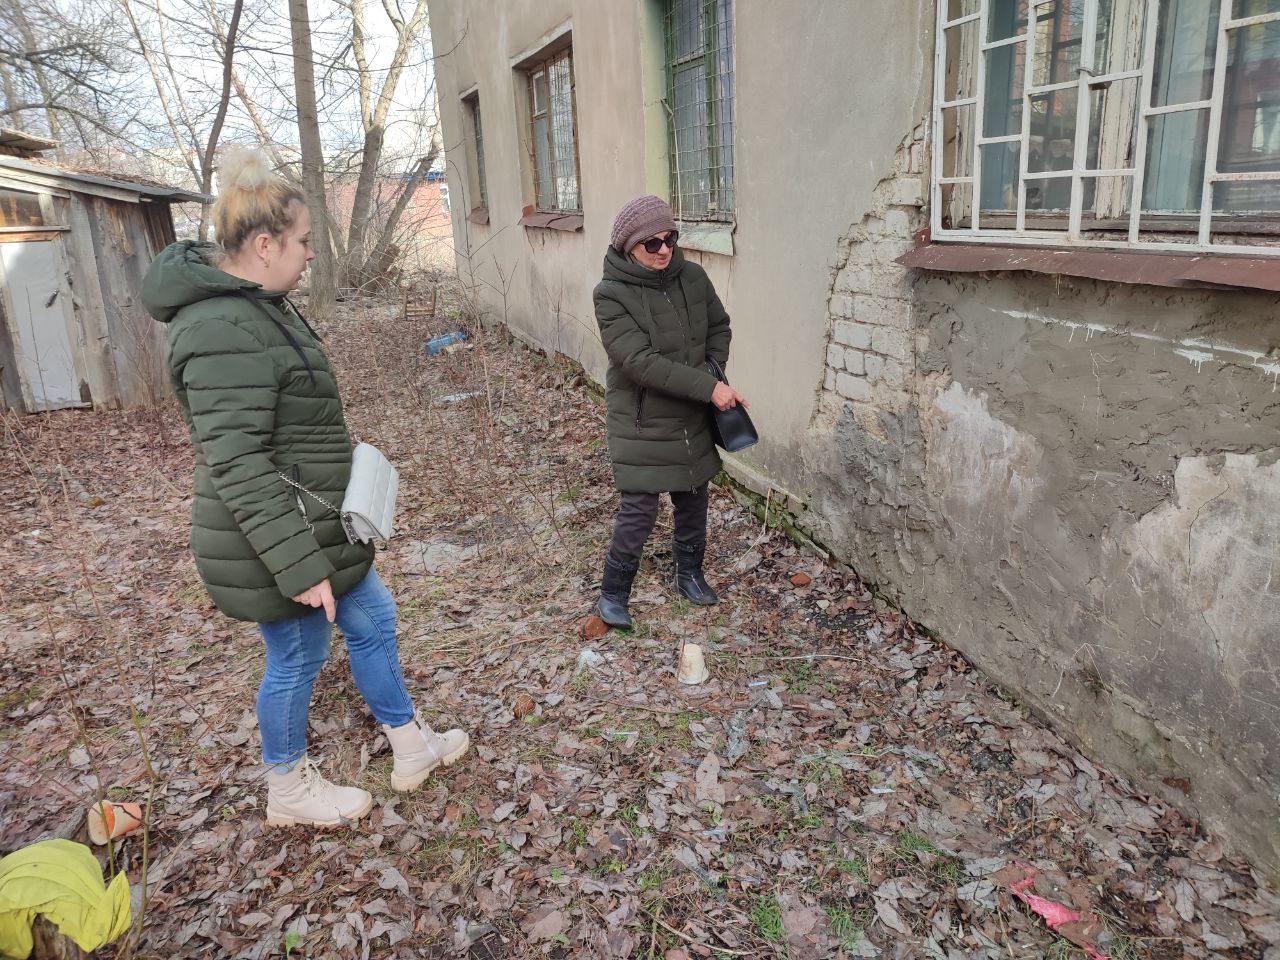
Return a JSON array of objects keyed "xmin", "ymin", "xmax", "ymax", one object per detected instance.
[
  {"xmin": 1142, "ymin": 110, "xmax": 1210, "ymax": 211},
  {"xmin": 1094, "ymin": 0, "xmax": 1147, "ymax": 74},
  {"xmin": 671, "ymin": 60, "xmax": 709, "ymax": 217},
  {"xmin": 1220, "ymin": 17, "xmax": 1280, "ymax": 169},
  {"xmin": 547, "ymin": 56, "xmax": 579, "ymax": 211},
  {"xmin": 1029, "ymin": 90, "xmax": 1079, "ymax": 172},
  {"xmin": 1032, "ymin": 0, "xmax": 1086, "ymax": 86},
  {"xmin": 532, "ymin": 71, "xmax": 548, "ymax": 115},
  {"xmin": 1213, "ymin": 179, "xmax": 1280, "ymax": 211},
  {"xmin": 672, "ymin": 0, "xmax": 704, "ymax": 59},
  {"xmin": 1027, "ymin": 174, "xmax": 1074, "ymax": 210},
  {"xmin": 533, "ymin": 115, "xmax": 553, "ymax": 209},
  {"xmin": 1151, "ymin": 0, "xmax": 1222, "ymax": 106},
  {"xmin": 942, "ymin": 182, "xmax": 975, "ymax": 228},
  {"xmin": 0, "ymin": 189, "xmax": 43, "ymax": 228},
  {"xmin": 988, "ymin": 0, "xmax": 1029, "ymax": 41},
  {"xmin": 984, "ymin": 45, "xmax": 1026, "ymax": 136},
  {"xmin": 948, "ymin": 0, "xmax": 980, "ymax": 19},
  {"xmin": 945, "ymin": 21, "xmax": 980, "ymax": 101},
  {"xmin": 981, "ymin": 142, "xmax": 1021, "ymax": 210},
  {"xmin": 1234, "ymin": 0, "xmax": 1280, "ymax": 14},
  {"xmin": 1087, "ymin": 78, "xmax": 1140, "ymax": 168},
  {"xmin": 941, "ymin": 104, "xmax": 977, "ymax": 178}
]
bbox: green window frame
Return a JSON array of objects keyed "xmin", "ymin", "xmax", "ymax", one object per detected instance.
[{"xmin": 665, "ymin": 0, "xmax": 735, "ymax": 222}]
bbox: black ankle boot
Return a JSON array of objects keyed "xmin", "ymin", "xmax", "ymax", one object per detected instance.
[
  {"xmin": 674, "ymin": 543, "xmax": 718, "ymax": 605},
  {"xmin": 595, "ymin": 555, "xmax": 639, "ymax": 629}
]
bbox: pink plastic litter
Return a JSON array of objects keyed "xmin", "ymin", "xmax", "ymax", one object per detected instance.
[{"xmin": 1008, "ymin": 864, "xmax": 1109, "ymax": 960}]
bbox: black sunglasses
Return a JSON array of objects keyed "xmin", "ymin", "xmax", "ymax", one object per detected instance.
[{"xmin": 641, "ymin": 231, "xmax": 679, "ymax": 254}]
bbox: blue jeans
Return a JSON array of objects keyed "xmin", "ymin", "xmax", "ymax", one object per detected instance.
[{"xmin": 256, "ymin": 568, "xmax": 415, "ymax": 768}]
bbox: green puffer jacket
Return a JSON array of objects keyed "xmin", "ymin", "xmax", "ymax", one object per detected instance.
[
  {"xmin": 143, "ymin": 240, "xmax": 374, "ymax": 623},
  {"xmin": 594, "ymin": 246, "xmax": 731, "ymax": 493}
]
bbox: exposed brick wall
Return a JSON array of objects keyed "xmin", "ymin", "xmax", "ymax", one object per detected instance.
[{"xmin": 820, "ymin": 122, "xmax": 928, "ymax": 430}]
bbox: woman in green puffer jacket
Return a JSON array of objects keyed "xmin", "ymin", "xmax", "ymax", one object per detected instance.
[
  {"xmin": 143, "ymin": 148, "xmax": 469, "ymax": 829},
  {"xmin": 593, "ymin": 195, "xmax": 749, "ymax": 630}
]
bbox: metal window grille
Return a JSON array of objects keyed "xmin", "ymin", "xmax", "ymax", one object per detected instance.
[
  {"xmin": 470, "ymin": 95, "xmax": 489, "ymax": 209},
  {"xmin": 932, "ymin": 0, "xmax": 1280, "ymax": 255},
  {"xmin": 665, "ymin": 0, "xmax": 735, "ymax": 222},
  {"xmin": 527, "ymin": 50, "xmax": 581, "ymax": 213}
]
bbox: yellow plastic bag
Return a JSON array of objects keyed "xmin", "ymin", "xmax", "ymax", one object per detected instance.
[{"xmin": 0, "ymin": 839, "xmax": 131, "ymax": 959}]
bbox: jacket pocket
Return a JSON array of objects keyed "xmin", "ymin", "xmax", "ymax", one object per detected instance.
[{"xmin": 634, "ymin": 388, "xmax": 647, "ymax": 431}]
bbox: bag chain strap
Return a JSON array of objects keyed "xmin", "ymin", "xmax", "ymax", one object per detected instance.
[{"xmin": 277, "ymin": 471, "xmax": 340, "ymax": 533}]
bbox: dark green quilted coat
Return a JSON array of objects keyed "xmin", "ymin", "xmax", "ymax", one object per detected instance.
[
  {"xmin": 594, "ymin": 246, "xmax": 731, "ymax": 493},
  {"xmin": 143, "ymin": 241, "xmax": 373, "ymax": 623}
]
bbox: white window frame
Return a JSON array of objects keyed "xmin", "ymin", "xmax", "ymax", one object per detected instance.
[{"xmin": 930, "ymin": 0, "xmax": 1280, "ymax": 256}]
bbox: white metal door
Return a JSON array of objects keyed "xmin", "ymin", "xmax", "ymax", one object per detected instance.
[{"xmin": 1, "ymin": 239, "xmax": 80, "ymax": 410}]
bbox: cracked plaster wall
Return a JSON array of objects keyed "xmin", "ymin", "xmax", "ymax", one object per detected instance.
[{"xmin": 802, "ymin": 134, "xmax": 1280, "ymax": 878}]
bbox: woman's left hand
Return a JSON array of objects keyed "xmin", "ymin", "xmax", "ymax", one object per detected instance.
[{"xmin": 293, "ymin": 578, "xmax": 336, "ymax": 622}]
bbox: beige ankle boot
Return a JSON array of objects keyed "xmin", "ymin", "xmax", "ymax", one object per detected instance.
[
  {"xmin": 383, "ymin": 713, "xmax": 470, "ymax": 792},
  {"xmin": 265, "ymin": 756, "xmax": 373, "ymax": 827}
]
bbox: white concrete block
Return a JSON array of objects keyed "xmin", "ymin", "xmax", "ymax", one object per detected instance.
[
  {"xmin": 836, "ymin": 371, "xmax": 871, "ymax": 402},
  {"xmin": 826, "ymin": 344, "xmax": 845, "ymax": 371},
  {"xmin": 829, "ymin": 293, "xmax": 855, "ymax": 318},
  {"xmin": 824, "ymin": 367, "xmax": 836, "ymax": 392},
  {"xmin": 863, "ymin": 353, "xmax": 885, "ymax": 382},
  {"xmin": 843, "ymin": 348, "xmax": 865, "ymax": 376},
  {"xmin": 892, "ymin": 178, "xmax": 924, "ymax": 207},
  {"xmin": 833, "ymin": 320, "xmax": 873, "ymax": 350},
  {"xmin": 872, "ymin": 327, "xmax": 910, "ymax": 359}
]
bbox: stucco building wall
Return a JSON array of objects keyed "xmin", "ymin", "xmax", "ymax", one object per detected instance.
[{"xmin": 426, "ymin": 0, "xmax": 1280, "ymax": 877}]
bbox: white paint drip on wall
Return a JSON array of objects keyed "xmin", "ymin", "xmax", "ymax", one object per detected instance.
[{"xmin": 1002, "ymin": 308, "xmax": 1280, "ymax": 389}]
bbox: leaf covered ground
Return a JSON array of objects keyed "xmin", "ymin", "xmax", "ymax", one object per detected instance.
[{"xmin": 1, "ymin": 293, "xmax": 1278, "ymax": 959}]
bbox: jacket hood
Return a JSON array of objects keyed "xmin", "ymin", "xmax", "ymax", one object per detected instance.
[
  {"xmin": 143, "ymin": 240, "xmax": 259, "ymax": 323},
  {"xmin": 602, "ymin": 245, "xmax": 687, "ymax": 288}
]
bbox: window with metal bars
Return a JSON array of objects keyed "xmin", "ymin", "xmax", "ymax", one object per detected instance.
[
  {"xmin": 933, "ymin": 0, "xmax": 1280, "ymax": 255},
  {"xmin": 526, "ymin": 50, "xmax": 581, "ymax": 213},
  {"xmin": 665, "ymin": 0, "xmax": 735, "ymax": 222},
  {"xmin": 463, "ymin": 92, "xmax": 489, "ymax": 210}
]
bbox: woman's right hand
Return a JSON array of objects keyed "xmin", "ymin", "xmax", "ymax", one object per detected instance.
[
  {"xmin": 293, "ymin": 578, "xmax": 336, "ymax": 622},
  {"xmin": 711, "ymin": 382, "xmax": 749, "ymax": 411}
]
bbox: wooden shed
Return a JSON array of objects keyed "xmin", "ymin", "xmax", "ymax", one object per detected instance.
[{"xmin": 0, "ymin": 129, "xmax": 209, "ymax": 413}]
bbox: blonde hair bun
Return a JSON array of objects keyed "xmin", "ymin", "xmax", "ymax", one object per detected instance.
[
  {"xmin": 212, "ymin": 145, "xmax": 306, "ymax": 253},
  {"xmin": 218, "ymin": 145, "xmax": 275, "ymax": 191}
]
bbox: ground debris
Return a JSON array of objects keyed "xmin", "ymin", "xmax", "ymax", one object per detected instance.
[{"xmin": 1, "ymin": 289, "xmax": 1276, "ymax": 958}]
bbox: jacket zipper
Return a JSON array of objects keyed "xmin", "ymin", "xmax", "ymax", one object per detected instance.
[
  {"xmin": 661, "ymin": 277, "xmax": 696, "ymax": 488},
  {"xmin": 635, "ymin": 388, "xmax": 646, "ymax": 429}
]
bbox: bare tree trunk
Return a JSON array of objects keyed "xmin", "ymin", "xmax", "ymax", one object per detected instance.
[
  {"xmin": 196, "ymin": 0, "xmax": 243, "ymax": 239},
  {"xmin": 363, "ymin": 146, "xmax": 435, "ymax": 284},
  {"xmin": 0, "ymin": 61, "xmax": 18, "ymax": 123},
  {"xmin": 342, "ymin": 0, "xmax": 429, "ymax": 284},
  {"xmin": 288, "ymin": 0, "xmax": 337, "ymax": 317},
  {"xmin": 117, "ymin": 0, "xmax": 202, "ymax": 185},
  {"xmin": 7, "ymin": 0, "xmax": 63, "ymax": 152}
]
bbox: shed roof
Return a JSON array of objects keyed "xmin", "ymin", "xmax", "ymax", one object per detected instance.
[
  {"xmin": 0, "ymin": 154, "xmax": 210, "ymax": 204},
  {"xmin": 0, "ymin": 128, "xmax": 60, "ymax": 154}
]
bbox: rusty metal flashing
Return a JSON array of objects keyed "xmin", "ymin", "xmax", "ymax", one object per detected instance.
[
  {"xmin": 897, "ymin": 243, "xmax": 1280, "ymax": 294},
  {"xmin": 518, "ymin": 212, "xmax": 583, "ymax": 232},
  {"xmin": 467, "ymin": 206, "xmax": 490, "ymax": 226}
]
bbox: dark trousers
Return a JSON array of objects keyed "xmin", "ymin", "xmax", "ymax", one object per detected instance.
[{"xmin": 607, "ymin": 485, "xmax": 709, "ymax": 566}]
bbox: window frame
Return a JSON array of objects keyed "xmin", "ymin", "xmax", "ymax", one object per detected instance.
[
  {"xmin": 523, "ymin": 48, "xmax": 582, "ymax": 215},
  {"xmin": 460, "ymin": 90, "xmax": 489, "ymax": 214},
  {"xmin": 930, "ymin": 0, "xmax": 1280, "ymax": 257},
  {"xmin": 664, "ymin": 0, "xmax": 736, "ymax": 224}
]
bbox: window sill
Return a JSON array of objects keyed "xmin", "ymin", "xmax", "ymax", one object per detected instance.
[
  {"xmin": 519, "ymin": 211, "xmax": 583, "ymax": 232},
  {"xmin": 467, "ymin": 206, "xmax": 490, "ymax": 226},
  {"xmin": 676, "ymin": 220, "xmax": 735, "ymax": 256},
  {"xmin": 896, "ymin": 241, "xmax": 1280, "ymax": 294}
]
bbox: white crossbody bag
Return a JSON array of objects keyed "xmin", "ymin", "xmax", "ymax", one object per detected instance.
[{"xmin": 278, "ymin": 442, "xmax": 399, "ymax": 545}]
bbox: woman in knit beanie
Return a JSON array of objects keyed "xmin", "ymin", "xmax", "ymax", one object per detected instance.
[{"xmin": 591, "ymin": 195, "xmax": 749, "ymax": 629}]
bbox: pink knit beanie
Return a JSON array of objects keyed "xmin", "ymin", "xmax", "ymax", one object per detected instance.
[{"xmin": 609, "ymin": 195, "xmax": 677, "ymax": 253}]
